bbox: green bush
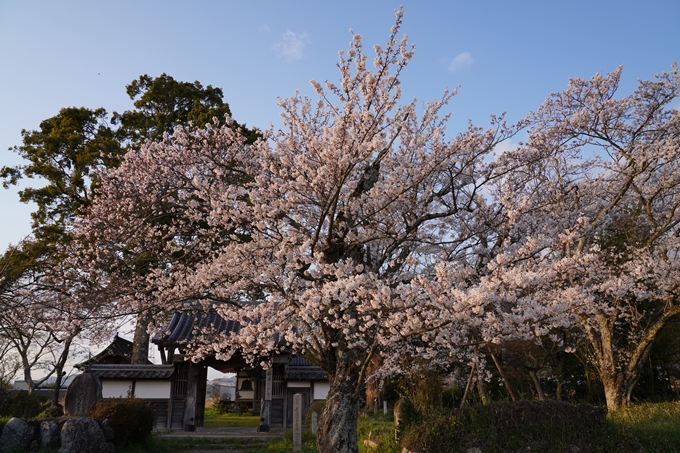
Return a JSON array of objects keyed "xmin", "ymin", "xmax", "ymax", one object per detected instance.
[
  {"xmin": 305, "ymin": 400, "xmax": 325, "ymax": 425},
  {"xmin": 38, "ymin": 403, "xmax": 64, "ymax": 418},
  {"xmin": 87, "ymin": 398, "xmax": 154, "ymax": 447},
  {"xmin": 394, "ymin": 397, "xmax": 420, "ymax": 441},
  {"xmin": 401, "ymin": 400, "xmax": 640, "ymax": 453},
  {"xmin": 0, "ymin": 391, "xmax": 48, "ymax": 418},
  {"xmin": 212, "ymin": 396, "xmax": 250, "ymax": 415}
]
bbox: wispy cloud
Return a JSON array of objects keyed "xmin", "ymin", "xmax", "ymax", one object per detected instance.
[
  {"xmin": 273, "ymin": 30, "xmax": 308, "ymax": 62},
  {"xmin": 448, "ymin": 52, "xmax": 474, "ymax": 73},
  {"xmin": 492, "ymin": 138, "xmax": 520, "ymax": 159}
]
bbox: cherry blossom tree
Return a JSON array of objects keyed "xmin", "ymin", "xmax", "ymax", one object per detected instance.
[
  {"xmin": 0, "ymin": 239, "xmax": 99, "ymax": 406},
  {"xmin": 76, "ymin": 9, "xmax": 522, "ymax": 452},
  {"xmin": 482, "ymin": 64, "xmax": 680, "ymax": 409}
]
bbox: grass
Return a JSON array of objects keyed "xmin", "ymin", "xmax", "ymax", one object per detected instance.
[
  {"xmin": 608, "ymin": 401, "xmax": 680, "ymax": 453},
  {"xmin": 356, "ymin": 411, "xmax": 400, "ymax": 453},
  {"xmin": 11, "ymin": 401, "xmax": 679, "ymax": 452},
  {"xmin": 202, "ymin": 406, "xmax": 261, "ymax": 428}
]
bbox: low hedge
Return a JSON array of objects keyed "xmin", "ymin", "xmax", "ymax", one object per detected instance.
[
  {"xmin": 401, "ymin": 400, "xmax": 640, "ymax": 453},
  {"xmin": 305, "ymin": 400, "xmax": 325, "ymax": 425},
  {"xmin": 0, "ymin": 391, "xmax": 48, "ymax": 419},
  {"xmin": 87, "ymin": 398, "xmax": 154, "ymax": 447}
]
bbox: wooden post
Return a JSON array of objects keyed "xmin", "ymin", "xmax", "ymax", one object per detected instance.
[
  {"xmin": 195, "ymin": 365, "xmax": 208, "ymax": 427},
  {"xmin": 293, "ymin": 393, "xmax": 302, "ymax": 452},
  {"xmin": 183, "ymin": 362, "xmax": 199, "ymax": 431}
]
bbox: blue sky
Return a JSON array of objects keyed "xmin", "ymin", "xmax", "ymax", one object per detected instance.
[{"xmin": 1, "ymin": 0, "xmax": 679, "ymax": 250}]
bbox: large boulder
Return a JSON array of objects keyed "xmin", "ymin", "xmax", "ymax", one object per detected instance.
[
  {"xmin": 96, "ymin": 419, "xmax": 114, "ymax": 442},
  {"xmin": 40, "ymin": 420, "xmax": 61, "ymax": 448},
  {"xmin": 59, "ymin": 418, "xmax": 114, "ymax": 453},
  {"xmin": 0, "ymin": 417, "xmax": 38, "ymax": 453}
]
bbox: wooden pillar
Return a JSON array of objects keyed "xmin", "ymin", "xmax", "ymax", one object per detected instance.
[
  {"xmin": 195, "ymin": 366, "xmax": 208, "ymax": 427},
  {"xmin": 259, "ymin": 367, "xmax": 273, "ymax": 432},
  {"xmin": 183, "ymin": 362, "xmax": 201, "ymax": 431}
]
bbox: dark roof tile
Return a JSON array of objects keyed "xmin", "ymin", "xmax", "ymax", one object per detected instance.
[{"xmin": 87, "ymin": 364, "xmax": 174, "ymax": 380}]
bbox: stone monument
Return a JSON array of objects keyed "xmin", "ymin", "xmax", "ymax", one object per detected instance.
[
  {"xmin": 64, "ymin": 372, "xmax": 102, "ymax": 416},
  {"xmin": 293, "ymin": 393, "xmax": 302, "ymax": 452},
  {"xmin": 311, "ymin": 411, "xmax": 318, "ymax": 435}
]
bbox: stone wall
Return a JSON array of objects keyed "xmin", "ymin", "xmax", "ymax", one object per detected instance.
[{"xmin": 0, "ymin": 416, "xmax": 115, "ymax": 453}]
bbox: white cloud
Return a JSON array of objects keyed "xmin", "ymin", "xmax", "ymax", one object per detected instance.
[
  {"xmin": 448, "ymin": 52, "xmax": 473, "ymax": 73},
  {"xmin": 492, "ymin": 138, "xmax": 520, "ymax": 159},
  {"xmin": 273, "ymin": 30, "xmax": 308, "ymax": 62}
]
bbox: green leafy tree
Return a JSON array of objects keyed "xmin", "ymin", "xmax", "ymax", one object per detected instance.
[
  {"xmin": 1, "ymin": 107, "xmax": 122, "ymax": 242},
  {"xmin": 113, "ymin": 73, "xmax": 259, "ymax": 147},
  {"xmin": 2, "ymin": 74, "xmax": 259, "ymax": 367}
]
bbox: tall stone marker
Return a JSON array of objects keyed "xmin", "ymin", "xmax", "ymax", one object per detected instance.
[
  {"xmin": 311, "ymin": 411, "xmax": 318, "ymax": 435},
  {"xmin": 259, "ymin": 367, "xmax": 273, "ymax": 432},
  {"xmin": 293, "ymin": 393, "xmax": 302, "ymax": 452},
  {"xmin": 64, "ymin": 373, "xmax": 102, "ymax": 416}
]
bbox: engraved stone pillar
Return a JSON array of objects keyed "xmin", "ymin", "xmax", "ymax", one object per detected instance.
[
  {"xmin": 259, "ymin": 367, "xmax": 273, "ymax": 432},
  {"xmin": 311, "ymin": 411, "xmax": 318, "ymax": 435},
  {"xmin": 293, "ymin": 393, "xmax": 302, "ymax": 452}
]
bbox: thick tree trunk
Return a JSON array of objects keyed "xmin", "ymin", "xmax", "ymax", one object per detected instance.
[
  {"xmin": 317, "ymin": 351, "xmax": 361, "ymax": 453},
  {"xmin": 363, "ymin": 354, "xmax": 383, "ymax": 410},
  {"xmin": 131, "ymin": 311, "xmax": 153, "ymax": 364},
  {"xmin": 602, "ymin": 374, "xmax": 625, "ymax": 410}
]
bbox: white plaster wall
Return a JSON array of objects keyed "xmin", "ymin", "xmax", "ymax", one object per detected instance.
[
  {"xmin": 313, "ymin": 382, "xmax": 330, "ymax": 400},
  {"xmin": 135, "ymin": 380, "xmax": 171, "ymax": 399},
  {"xmin": 238, "ymin": 390, "xmax": 254, "ymax": 399},
  {"xmin": 287, "ymin": 381, "xmax": 310, "ymax": 388},
  {"xmin": 102, "ymin": 380, "xmax": 133, "ymax": 398}
]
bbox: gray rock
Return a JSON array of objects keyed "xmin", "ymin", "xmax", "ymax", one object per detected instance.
[
  {"xmin": 0, "ymin": 417, "xmax": 37, "ymax": 453},
  {"xmin": 96, "ymin": 419, "xmax": 114, "ymax": 442},
  {"xmin": 40, "ymin": 420, "xmax": 61, "ymax": 448},
  {"xmin": 64, "ymin": 373, "xmax": 102, "ymax": 416},
  {"xmin": 59, "ymin": 418, "xmax": 114, "ymax": 453}
]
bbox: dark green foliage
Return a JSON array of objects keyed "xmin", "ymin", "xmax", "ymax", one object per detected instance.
[
  {"xmin": 212, "ymin": 396, "xmax": 233, "ymax": 414},
  {"xmin": 87, "ymin": 398, "xmax": 153, "ymax": 447},
  {"xmin": 441, "ymin": 388, "xmax": 458, "ymax": 409},
  {"xmin": 400, "ymin": 400, "xmax": 639, "ymax": 453},
  {"xmin": 394, "ymin": 398, "xmax": 421, "ymax": 441},
  {"xmin": 38, "ymin": 404, "xmax": 63, "ymax": 418},
  {"xmin": 112, "ymin": 73, "xmax": 260, "ymax": 147},
  {"xmin": 1, "ymin": 107, "xmax": 122, "ymax": 239},
  {"xmin": 305, "ymin": 400, "xmax": 325, "ymax": 425},
  {"xmin": 212, "ymin": 396, "xmax": 249, "ymax": 415},
  {"xmin": 0, "ymin": 391, "xmax": 48, "ymax": 418}
]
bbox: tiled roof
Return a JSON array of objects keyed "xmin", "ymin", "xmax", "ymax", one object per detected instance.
[
  {"xmin": 152, "ymin": 310, "xmax": 241, "ymax": 347},
  {"xmin": 87, "ymin": 364, "xmax": 174, "ymax": 380},
  {"xmin": 75, "ymin": 335, "xmax": 151, "ymax": 370},
  {"xmin": 284, "ymin": 367, "xmax": 328, "ymax": 381},
  {"xmin": 285, "ymin": 355, "xmax": 328, "ymax": 381}
]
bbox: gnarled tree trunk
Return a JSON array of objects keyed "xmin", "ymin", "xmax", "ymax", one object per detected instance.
[
  {"xmin": 317, "ymin": 347, "xmax": 361, "ymax": 453},
  {"xmin": 131, "ymin": 311, "xmax": 153, "ymax": 364}
]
